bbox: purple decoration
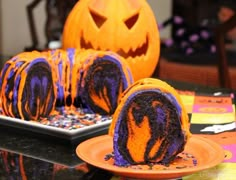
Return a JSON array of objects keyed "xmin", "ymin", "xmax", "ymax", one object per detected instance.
[
  {"xmin": 158, "ymin": 23, "xmax": 164, "ymax": 30},
  {"xmin": 176, "ymin": 28, "xmax": 185, "ymax": 37},
  {"xmin": 200, "ymin": 30, "xmax": 210, "ymax": 39},
  {"xmin": 66, "ymin": 48, "xmax": 76, "ymax": 81},
  {"xmin": 66, "ymin": 48, "xmax": 76, "ymax": 65},
  {"xmin": 186, "ymin": 47, "xmax": 194, "ymax": 55},
  {"xmin": 189, "ymin": 34, "xmax": 199, "ymax": 42},
  {"xmin": 210, "ymin": 45, "xmax": 216, "ymax": 53},
  {"xmin": 164, "ymin": 39, "xmax": 174, "ymax": 47},
  {"xmin": 174, "ymin": 16, "xmax": 184, "ymax": 24},
  {"xmin": 56, "ymin": 60, "xmax": 64, "ymax": 101}
]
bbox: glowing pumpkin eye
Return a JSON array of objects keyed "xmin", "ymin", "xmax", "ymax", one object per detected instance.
[
  {"xmin": 124, "ymin": 13, "xmax": 139, "ymax": 29},
  {"xmin": 89, "ymin": 10, "xmax": 107, "ymax": 28}
]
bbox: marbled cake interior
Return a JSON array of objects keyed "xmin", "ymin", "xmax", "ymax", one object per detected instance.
[{"xmin": 109, "ymin": 78, "xmax": 190, "ymax": 166}]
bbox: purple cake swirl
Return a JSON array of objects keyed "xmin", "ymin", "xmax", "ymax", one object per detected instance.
[
  {"xmin": 0, "ymin": 52, "xmax": 56, "ymax": 120},
  {"xmin": 74, "ymin": 50, "xmax": 133, "ymax": 115},
  {"xmin": 109, "ymin": 78, "xmax": 190, "ymax": 166}
]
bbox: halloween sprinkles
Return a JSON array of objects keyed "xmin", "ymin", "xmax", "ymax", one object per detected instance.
[
  {"xmin": 104, "ymin": 151, "xmax": 198, "ymax": 171},
  {"xmin": 0, "ymin": 107, "xmax": 112, "ymax": 131},
  {"xmin": 39, "ymin": 107, "xmax": 112, "ymax": 130}
]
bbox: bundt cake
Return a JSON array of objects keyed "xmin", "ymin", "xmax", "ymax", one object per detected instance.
[{"xmin": 0, "ymin": 49, "xmax": 133, "ymax": 121}]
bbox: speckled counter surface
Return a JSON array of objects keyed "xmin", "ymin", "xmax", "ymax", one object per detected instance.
[{"xmin": 0, "ymin": 125, "xmax": 112, "ymax": 180}]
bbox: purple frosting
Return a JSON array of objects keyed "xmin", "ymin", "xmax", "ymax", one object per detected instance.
[
  {"xmin": 11, "ymin": 58, "xmax": 54, "ymax": 119},
  {"xmin": 49, "ymin": 49, "xmax": 75, "ymax": 105},
  {"xmin": 66, "ymin": 48, "xmax": 76, "ymax": 83},
  {"xmin": 13, "ymin": 58, "xmax": 49, "ymax": 109}
]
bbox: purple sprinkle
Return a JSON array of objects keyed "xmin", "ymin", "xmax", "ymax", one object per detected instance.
[
  {"xmin": 193, "ymin": 159, "xmax": 198, "ymax": 166},
  {"xmin": 164, "ymin": 39, "xmax": 174, "ymax": 47},
  {"xmin": 189, "ymin": 34, "xmax": 199, "ymax": 42},
  {"xmin": 176, "ymin": 28, "xmax": 185, "ymax": 36},
  {"xmin": 37, "ymin": 108, "xmax": 112, "ymax": 130},
  {"xmin": 104, "ymin": 153, "xmax": 114, "ymax": 161},
  {"xmin": 158, "ymin": 24, "xmax": 164, "ymax": 30},
  {"xmin": 186, "ymin": 47, "xmax": 194, "ymax": 55},
  {"xmin": 174, "ymin": 16, "xmax": 183, "ymax": 24},
  {"xmin": 200, "ymin": 30, "xmax": 210, "ymax": 39},
  {"xmin": 211, "ymin": 45, "xmax": 216, "ymax": 53}
]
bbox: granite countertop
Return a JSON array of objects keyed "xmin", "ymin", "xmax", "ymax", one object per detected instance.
[{"xmin": 0, "ymin": 125, "xmax": 112, "ymax": 180}]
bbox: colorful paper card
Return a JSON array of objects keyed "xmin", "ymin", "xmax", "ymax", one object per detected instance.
[
  {"xmin": 179, "ymin": 91, "xmax": 235, "ymax": 125},
  {"xmin": 183, "ymin": 163, "xmax": 236, "ymax": 180}
]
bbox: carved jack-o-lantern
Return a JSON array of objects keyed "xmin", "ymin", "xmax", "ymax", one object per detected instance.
[{"xmin": 62, "ymin": 0, "xmax": 160, "ymax": 81}]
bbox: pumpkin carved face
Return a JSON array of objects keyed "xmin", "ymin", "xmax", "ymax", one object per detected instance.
[{"xmin": 62, "ymin": 0, "xmax": 160, "ymax": 81}]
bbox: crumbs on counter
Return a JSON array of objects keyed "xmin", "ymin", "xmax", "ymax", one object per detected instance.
[{"xmin": 104, "ymin": 151, "xmax": 198, "ymax": 171}]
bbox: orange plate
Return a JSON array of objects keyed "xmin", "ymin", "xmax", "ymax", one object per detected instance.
[{"xmin": 76, "ymin": 135, "xmax": 224, "ymax": 180}]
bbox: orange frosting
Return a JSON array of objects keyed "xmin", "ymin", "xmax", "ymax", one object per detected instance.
[{"xmin": 0, "ymin": 49, "xmax": 133, "ymax": 120}]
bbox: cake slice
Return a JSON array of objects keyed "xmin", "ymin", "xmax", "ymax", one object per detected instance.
[{"xmin": 109, "ymin": 78, "xmax": 190, "ymax": 166}]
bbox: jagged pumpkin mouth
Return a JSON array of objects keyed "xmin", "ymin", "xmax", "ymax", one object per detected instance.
[{"xmin": 80, "ymin": 34, "xmax": 149, "ymax": 59}]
